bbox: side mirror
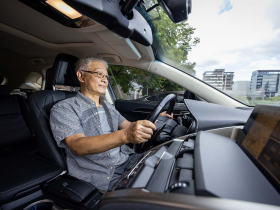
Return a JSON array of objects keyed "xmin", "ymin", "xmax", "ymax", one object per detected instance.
[{"xmin": 158, "ymin": 0, "xmax": 192, "ymax": 23}]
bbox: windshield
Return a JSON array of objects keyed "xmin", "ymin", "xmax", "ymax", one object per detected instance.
[{"xmin": 137, "ymin": 0, "xmax": 280, "ymax": 106}]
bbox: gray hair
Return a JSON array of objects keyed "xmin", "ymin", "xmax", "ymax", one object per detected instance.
[{"xmin": 75, "ymin": 57, "xmax": 108, "ymax": 73}]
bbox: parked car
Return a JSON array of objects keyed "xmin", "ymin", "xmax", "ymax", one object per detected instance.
[{"xmin": 136, "ymin": 91, "xmax": 185, "ymax": 103}]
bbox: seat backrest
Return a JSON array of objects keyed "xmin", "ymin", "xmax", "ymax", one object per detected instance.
[
  {"xmin": 0, "ymin": 85, "xmax": 34, "ymax": 152},
  {"xmin": 29, "ymin": 53, "xmax": 79, "ymax": 170}
]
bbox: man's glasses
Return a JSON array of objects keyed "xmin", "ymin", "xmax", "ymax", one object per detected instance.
[{"xmin": 81, "ymin": 70, "xmax": 110, "ymax": 80}]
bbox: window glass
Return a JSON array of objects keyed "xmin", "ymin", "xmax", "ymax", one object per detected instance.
[
  {"xmin": 108, "ymin": 65, "xmax": 184, "ymax": 103},
  {"xmin": 138, "ymin": 0, "xmax": 280, "ymax": 106}
]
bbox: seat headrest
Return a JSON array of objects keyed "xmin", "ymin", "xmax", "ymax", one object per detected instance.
[
  {"xmin": 0, "ymin": 85, "xmax": 10, "ymax": 97},
  {"xmin": 46, "ymin": 54, "xmax": 79, "ymax": 90}
]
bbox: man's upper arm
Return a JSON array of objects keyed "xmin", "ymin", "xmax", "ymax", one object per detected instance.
[{"xmin": 50, "ymin": 104, "xmax": 84, "ymax": 148}]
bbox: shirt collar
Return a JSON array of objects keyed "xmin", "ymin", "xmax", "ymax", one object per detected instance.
[
  {"xmin": 76, "ymin": 91, "xmax": 104, "ymax": 105},
  {"xmin": 76, "ymin": 91, "xmax": 94, "ymax": 104}
]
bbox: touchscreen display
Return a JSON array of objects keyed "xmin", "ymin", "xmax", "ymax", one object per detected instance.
[{"xmin": 239, "ymin": 105, "xmax": 280, "ymax": 185}]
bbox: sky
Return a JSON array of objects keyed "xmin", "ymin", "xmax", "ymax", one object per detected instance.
[{"xmin": 187, "ymin": 0, "xmax": 280, "ymax": 81}]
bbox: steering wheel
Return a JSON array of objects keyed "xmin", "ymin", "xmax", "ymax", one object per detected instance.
[{"xmin": 134, "ymin": 94, "xmax": 176, "ymax": 153}]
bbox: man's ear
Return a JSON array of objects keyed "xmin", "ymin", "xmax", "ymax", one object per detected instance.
[{"xmin": 76, "ymin": 70, "xmax": 84, "ymax": 83}]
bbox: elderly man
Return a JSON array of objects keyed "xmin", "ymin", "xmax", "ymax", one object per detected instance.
[{"xmin": 50, "ymin": 57, "xmax": 172, "ymax": 191}]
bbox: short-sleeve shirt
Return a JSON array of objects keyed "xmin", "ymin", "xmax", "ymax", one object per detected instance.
[{"xmin": 50, "ymin": 91, "xmax": 134, "ymax": 191}]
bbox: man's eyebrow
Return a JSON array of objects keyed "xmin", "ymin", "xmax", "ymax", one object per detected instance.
[
  {"xmin": 92, "ymin": 68, "xmax": 108, "ymax": 73},
  {"xmin": 92, "ymin": 68, "xmax": 107, "ymax": 71}
]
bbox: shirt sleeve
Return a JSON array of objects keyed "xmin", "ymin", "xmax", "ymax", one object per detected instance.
[
  {"xmin": 118, "ymin": 111, "xmax": 126, "ymax": 126},
  {"xmin": 50, "ymin": 104, "xmax": 84, "ymax": 148}
]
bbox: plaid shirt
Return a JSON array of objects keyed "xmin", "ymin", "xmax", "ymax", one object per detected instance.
[{"xmin": 50, "ymin": 91, "xmax": 134, "ymax": 191}]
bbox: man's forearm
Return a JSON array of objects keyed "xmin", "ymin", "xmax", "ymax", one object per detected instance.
[
  {"xmin": 68, "ymin": 130, "xmax": 129, "ymax": 156},
  {"xmin": 65, "ymin": 120, "xmax": 155, "ymax": 156}
]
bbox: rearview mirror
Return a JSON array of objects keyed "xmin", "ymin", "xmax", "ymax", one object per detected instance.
[{"xmin": 158, "ymin": 0, "xmax": 192, "ymax": 23}]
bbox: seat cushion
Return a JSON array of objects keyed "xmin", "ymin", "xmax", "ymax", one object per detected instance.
[{"xmin": 0, "ymin": 153, "xmax": 63, "ymax": 205}]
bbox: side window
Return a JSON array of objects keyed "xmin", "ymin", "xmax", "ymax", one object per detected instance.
[{"xmin": 108, "ymin": 65, "xmax": 185, "ymax": 103}]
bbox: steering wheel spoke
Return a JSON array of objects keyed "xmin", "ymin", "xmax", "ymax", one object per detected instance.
[{"xmin": 134, "ymin": 94, "xmax": 176, "ymax": 153}]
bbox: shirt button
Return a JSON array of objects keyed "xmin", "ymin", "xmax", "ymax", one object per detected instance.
[
  {"xmin": 95, "ymin": 112, "xmax": 97, "ymax": 114},
  {"xmin": 93, "ymin": 102, "xmax": 95, "ymax": 104},
  {"xmin": 110, "ymin": 167, "xmax": 113, "ymax": 169},
  {"xmin": 98, "ymin": 125, "xmax": 100, "ymax": 127},
  {"xmin": 88, "ymin": 105, "xmax": 90, "ymax": 107},
  {"xmin": 107, "ymin": 153, "xmax": 109, "ymax": 156},
  {"xmin": 107, "ymin": 177, "xmax": 110, "ymax": 180}
]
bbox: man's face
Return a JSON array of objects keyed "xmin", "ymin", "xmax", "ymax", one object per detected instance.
[{"xmin": 81, "ymin": 61, "xmax": 108, "ymax": 95}]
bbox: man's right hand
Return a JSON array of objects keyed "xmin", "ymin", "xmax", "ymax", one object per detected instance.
[{"xmin": 125, "ymin": 120, "xmax": 156, "ymax": 144}]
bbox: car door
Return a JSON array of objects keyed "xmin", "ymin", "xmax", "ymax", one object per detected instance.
[{"xmin": 108, "ymin": 65, "xmax": 190, "ymax": 122}]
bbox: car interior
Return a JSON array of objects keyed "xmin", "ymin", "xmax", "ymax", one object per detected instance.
[{"xmin": 0, "ymin": 0, "xmax": 280, "ymax": 210}]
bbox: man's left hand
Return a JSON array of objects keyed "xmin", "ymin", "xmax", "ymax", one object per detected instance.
[{"xmin": 159, "ymin": 111, "xmax": 173, "ymax": 119}]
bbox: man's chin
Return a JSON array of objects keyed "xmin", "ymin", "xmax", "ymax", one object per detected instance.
[{"xmin": 98, "ymin": 89, "xmax": 107, "ymax": 95}]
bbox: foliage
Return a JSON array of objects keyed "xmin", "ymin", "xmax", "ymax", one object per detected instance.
[
  {"xmin": 151, "ymin": 7, "xmax": 200, "ymax": 75},
  {"xmin": 264, "ymin": 95, "xmax": 280, "ymax": 101},
  {"xmin": 108, "ymin": 65, "xmax": 184, "ymax": 95}
]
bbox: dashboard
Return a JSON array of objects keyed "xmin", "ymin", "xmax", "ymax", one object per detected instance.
[{"xmin": 99, "ymin": 99, "xmax": 280, "ymax": 210}]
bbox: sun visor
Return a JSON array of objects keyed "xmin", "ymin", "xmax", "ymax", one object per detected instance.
[{"xmin": 63, "ymin": 0, "xmax": 153, "ymax": 46}]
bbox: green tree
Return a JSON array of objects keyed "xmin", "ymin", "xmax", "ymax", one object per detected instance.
[
  {"xmin": 109, "ymin": 65, "xmax": 184, "ymax": 95},
  {"xmin": 151, "ymin": 7, "xmax": 200, "ymax": 76}
]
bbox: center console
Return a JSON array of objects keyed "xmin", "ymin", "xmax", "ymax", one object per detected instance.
[
  {"xmin": 111, "ymin": 136, "xmax": 195, "ymax": 193},
  {"xmin": 41, "ymin": 175, "xmax": 104, "ymax": 210},
  {"xmin": 110, "ymin": 134, "xmax": 196, "ymax": 194},
  {"xmin": 104, "ymin": 125, "xmax": 280, "ymax": 208}
]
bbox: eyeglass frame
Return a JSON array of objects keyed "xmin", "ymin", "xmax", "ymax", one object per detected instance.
[{"xmin": 80, "ymin": 70, "xmax": 110, "ymax": 81}]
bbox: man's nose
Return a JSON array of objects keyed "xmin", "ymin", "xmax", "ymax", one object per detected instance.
[{"xmin": 101, "ymin": 77, "xmax": 108, "ymax": 83}]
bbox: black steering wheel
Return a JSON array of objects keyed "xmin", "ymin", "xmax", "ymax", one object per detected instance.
[{"xmin": 134, "ymin": 94, "xmax": 176, "ymax": 153}]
